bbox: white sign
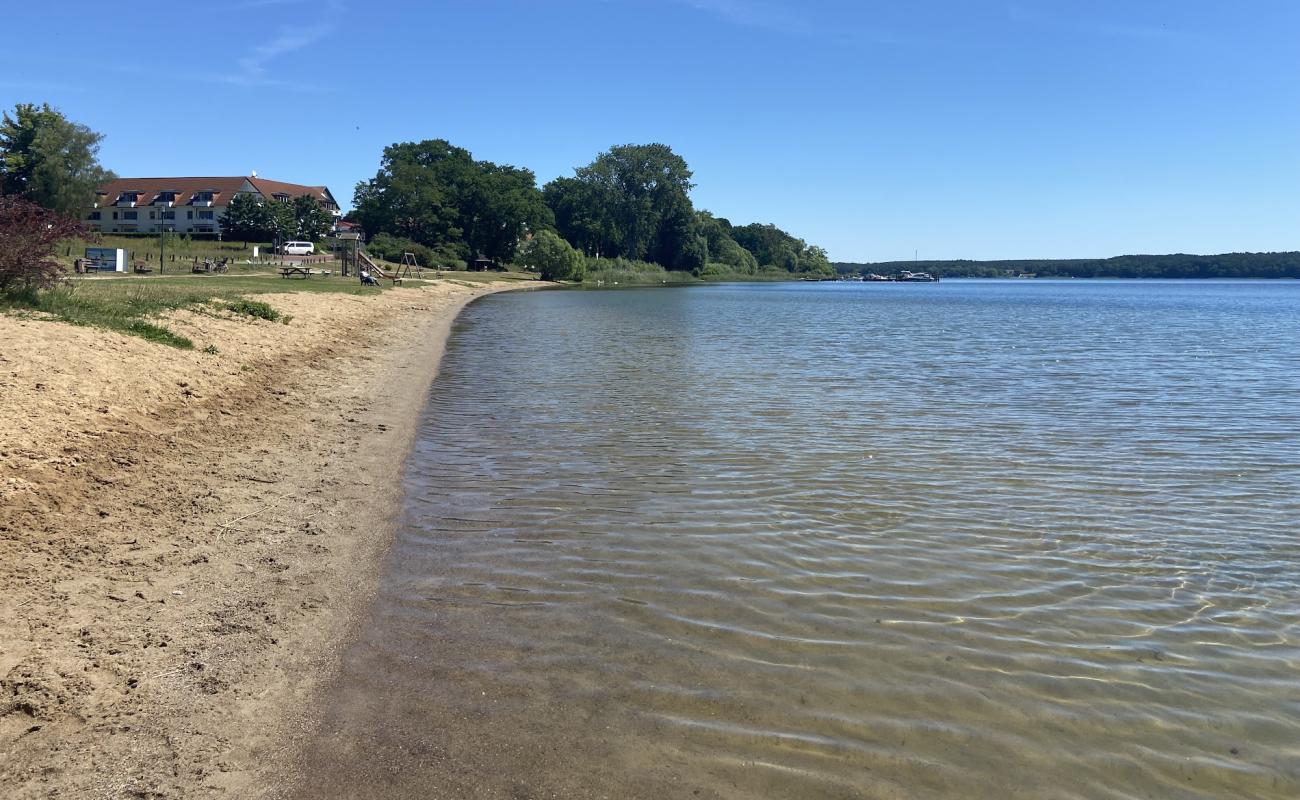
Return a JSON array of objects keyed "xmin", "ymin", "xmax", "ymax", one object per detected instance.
[{"xmin": 85, "ymin": 247, "xmax": 128, "ymax": 272}]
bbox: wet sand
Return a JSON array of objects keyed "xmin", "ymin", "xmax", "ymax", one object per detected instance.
[{"xmin": 0, "ymin": 278, "xmax": 536, "ymax": 798}]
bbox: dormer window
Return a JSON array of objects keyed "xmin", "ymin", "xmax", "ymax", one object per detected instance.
[
  {"xmin": 154, "ymin": 191, "xmax": 178, "ymax": 206},
  {"xmin": 116, "ymin": 191, "xmax": 141, "ymax": 206},
  {"xmin": 191, "ymin": 190, "xmax": 216, "ymax": 206},
  {"xmin": 273, "ymin": 193, "xmax": 290, "ymax": 202}
]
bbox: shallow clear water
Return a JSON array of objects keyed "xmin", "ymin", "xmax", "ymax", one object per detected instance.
[{"xmin": 298, "ymin": 281, "xmax": 1300, "ymax": 799}]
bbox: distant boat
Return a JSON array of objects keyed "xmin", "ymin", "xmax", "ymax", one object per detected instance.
[
  {"xmin": 861, "ymin": 271, "xmax": 939, "ymax": 282},
  {"xmin": 896, "ymin": 270, "xmax": 939, "ymax": 282}
]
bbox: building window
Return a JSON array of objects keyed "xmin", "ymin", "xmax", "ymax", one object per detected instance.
[
  {"xmin": 149, "ymin": 211, "xmax": 156, "ymax": 219},
  {"xmin": 187, "ymin": 211, "xmax": 193, "ymax": 219},
  {"xmin": 193, "ymin": 191, "xmax": 214, "ymax": 203},
  {"xmin": 112, "ymin": 212, "xmax": 119, "ymax": 220},
  {"xmin": 88, "ymin": 211, "xmax": 101, "ymax": 220},
  {"xmin": 123, "ymin": 211, "xmax": 138, "ymax": 220},
  {"xmin": 198, "ymin": 210, "xmax": 215, "ymax": 220},
  {"xmin": 161, "ymin": 210, "xmax": 175, "ymax": 220}
]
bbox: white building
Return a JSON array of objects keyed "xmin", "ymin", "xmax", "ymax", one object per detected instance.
[{"xmin": 85, "ymin": 176, "xmax": 340, "ymax": 236}]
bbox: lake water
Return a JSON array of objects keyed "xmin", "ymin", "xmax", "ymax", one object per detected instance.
[{"xmin": 295, "ymin": 281, "xmax": 1300, "ymax": 799}]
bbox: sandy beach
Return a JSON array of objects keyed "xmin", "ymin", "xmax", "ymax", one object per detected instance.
[{"xmin": 0, "ymin": 278, "xmax": 534, "ymax": 798}]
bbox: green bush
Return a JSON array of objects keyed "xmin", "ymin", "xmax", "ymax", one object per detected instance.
[
  {"xmin": 519, "ymin": 230, "xmax": 586, "ymax": 281},
  {"xmin": 225, "ymin": 298, "xmax": 281, "ymax": 322}
]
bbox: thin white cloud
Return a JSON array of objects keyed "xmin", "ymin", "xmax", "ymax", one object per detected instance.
[
  {"xmin": 224, "ymin": 0, "xmax": 344, "ymax": 88},
  {"xmin": 1007, "ymin": 5, "xmax": 1194, "ymax": 42},
  {"xmin": 0, "ymin": 80, "xmax": 83, "ymax": 92},
  {"xmin": 671, "ymin": 0, "xmax": 810, "ymax": 33},
  {"xmin": 235, "ymin": 0, "xmax": 312, "ymax": 7},
  {"xmin": 665, "ymin": 0, "xmax": 927, "ymax": 45}
]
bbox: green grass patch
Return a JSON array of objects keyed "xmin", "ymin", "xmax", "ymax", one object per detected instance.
[
  {"xmin": 0, "ymin": 272, "xmax": 386, "ymax": 348},
  {"xmin": 224, "ymin": 298, "xmax": 282, "ymax": 322},
  {"xmin": 125, "ymin": 320, "xmax": 195, "ymax": 349}
]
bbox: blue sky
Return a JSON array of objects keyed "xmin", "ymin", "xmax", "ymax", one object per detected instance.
[{"xmin": 3, "ymin": 1, "xmax": 1297, "ymax": 261}]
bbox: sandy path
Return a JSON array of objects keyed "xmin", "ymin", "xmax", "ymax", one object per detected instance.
[{"xmin": 0, "ymin": 279, "xmax": 537, "ymax": 798}]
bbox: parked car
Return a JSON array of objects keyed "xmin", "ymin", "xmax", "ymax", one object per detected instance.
[{"xmin": 280, "ymin": 241, "xmax": 315, "ymax": 256}]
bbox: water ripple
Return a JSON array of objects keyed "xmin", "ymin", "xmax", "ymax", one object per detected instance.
[{"xmin": 300, "ymin": 281, "xmax": 1300, "ymax": 799}]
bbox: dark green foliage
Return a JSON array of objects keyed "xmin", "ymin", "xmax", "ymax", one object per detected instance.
[
  {"xmin": 291, "ymin": 195, "xmax": 333, "ymax": 241},
  {"xmin": 730, "ymin": 223, "xmax": 831, "ymax": 275},
  {"xmin": 224, "ymin": 193, "xmax": 330, "ymax": 243},
  {"xmin": 544, "ymin": 143, "xmax": 698, "ymax": 268},
  {"xmin": 542, "ymin": 177, "xmax": 613, "ymax": 257},
  {"xmin": 222, "ymin": 193, "xmax": 276, "ymax": 242},
  {"xmin": 519, "ymin": 230, "xmax": 586, "ymax": 281},
  {"xmin": 363, "ymin": 232, "xmax": 463, "ymax": 269},
  {"xmin": 352, "ymin": 139, "xmax": 551, "ymax": 264},
  {"xmin": 0, "ymin": 103, "xmax": 115, "ymax": 215},
  {"xmin": 833, "ymin": 253, "xmax": 1300, "ymax": 279},
  {"xmin": 696, "ymin": 212, "xmax": 753, "ymax": 274}
]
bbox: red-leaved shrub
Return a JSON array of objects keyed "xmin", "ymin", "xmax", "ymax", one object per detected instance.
[{"xmin": 0, "ymin": 195, "xmax": 87, "ymax": 293}]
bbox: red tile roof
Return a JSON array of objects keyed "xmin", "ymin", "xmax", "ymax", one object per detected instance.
[{"xmin": 93, "ymin": 176, "xmax": 337, "ymax": 209}]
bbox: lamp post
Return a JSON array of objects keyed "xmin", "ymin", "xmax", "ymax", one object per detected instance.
[{"xmin": 159, "ymin": 207, "xmax": 165, "ymax": 275}]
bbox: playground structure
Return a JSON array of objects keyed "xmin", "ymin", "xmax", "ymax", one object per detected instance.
[
  {"xmin": 399, "ymin": 252, "xmax": 424, "ymax": 279},
  {"xmin": 334, "ymin": 232, "xmax": 428, "ymax": 285}
]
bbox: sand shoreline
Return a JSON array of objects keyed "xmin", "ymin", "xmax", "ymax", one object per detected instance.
[{"xmin": 0, "ymin": 278, "xmax": 537, "ymax": 798}]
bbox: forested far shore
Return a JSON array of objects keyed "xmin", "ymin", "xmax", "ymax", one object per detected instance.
[{"xmin": 835, "ymin": 252, "xmax": 1300, "ymax": 280}]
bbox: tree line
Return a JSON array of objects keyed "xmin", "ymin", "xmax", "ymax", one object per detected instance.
[
  {"xmin": 350, "ymin": 139, "xmax": 832, "ymax": 280},
  {"xmin": 834, "ymin": 253, "xmax": 1300, "ymax": 280}
]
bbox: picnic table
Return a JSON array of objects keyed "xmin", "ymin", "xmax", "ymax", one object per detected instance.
[{"xmin": 278, "ymin": 266, "xmax": 312, "ymax": 279}]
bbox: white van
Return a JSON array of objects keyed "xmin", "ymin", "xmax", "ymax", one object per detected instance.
[{"xmin": 280, "ymin": 241, "xmax": 315, "ymax": 256}]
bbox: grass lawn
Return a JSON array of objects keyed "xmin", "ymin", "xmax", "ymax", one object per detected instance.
[
  {"xmin": 59, "ymin": 235, "xmax": 273, "ymax": 271},
  {"xmin": 4, "ymin": 266, "xmax": 541, "ymax": 348},
  {"xmin": 1, "ymin": 272, "xmax": 392, "ymax": 349}
]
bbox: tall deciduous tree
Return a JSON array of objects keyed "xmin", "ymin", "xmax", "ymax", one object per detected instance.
[
  {"xmin": 352, "ymin": 139, "xmax": 551, "ymax": 263},
  {"xmin": 222, "ymin": 192, "xmax": 275, "ymax": 242},
  {"xmin": 0, "ymin": 103, "xmax": 115, "ymax": 215},
  {"xmin": 545, "ymin": 143, "xmax": 699, "ymax": 268},
  {"xmin": 291, "ymin": 194, "xmax": 333, "ymax": 240},
  {"xmin": 731, "ymin": 223, "xmax": 832, "ymax": 274}
]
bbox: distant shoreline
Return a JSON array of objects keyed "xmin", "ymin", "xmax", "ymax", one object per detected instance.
[{"xmin": 835, "ymin": 252, "xmax": 1300, "ymax": 280}]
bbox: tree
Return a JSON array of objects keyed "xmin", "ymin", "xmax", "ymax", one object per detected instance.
[
  {"xmin": 519, "ymin": 229, "xmax": 585, "ymax": 281},
  {"xmin": 291, "ymin": 194, "xmax": 333, "ymax": 240},
  {"xmin": 352, "ymin": 139, "xmax": 550, "ymax": 263},
  {"xmin": 0, "ymin": 103, "xmax": 115, "ymax": 215},
  {"xmin": 0, "ymin": 196, "xmax": 86, "ymax": 293},
  {"xmin": 697, "ymin": 211, "xmax": 757, "ymax": 274},
  {"xmin": 544, "ymin": 143, "xmax": 698, "ymax": 268},
  {"xmin": 798, "ymin": 244, "xmax": 833, "ymax": 275},
  {"xmin": 542, "ymin": 177, "xmax": 615, "ymax": 257},
  {"xmin": 221, "ymin": 192, "xmax": 275, "ymax": 242}
]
